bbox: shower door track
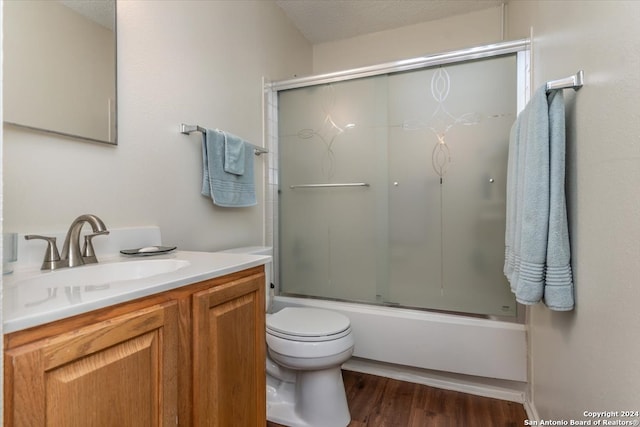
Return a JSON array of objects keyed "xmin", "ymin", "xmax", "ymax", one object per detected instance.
[{"xmin": 269, "ymin": 39, "xmax": 530, "ymax": 91}]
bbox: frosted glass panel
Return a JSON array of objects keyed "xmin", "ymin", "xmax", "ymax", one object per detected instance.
[
  {"xmin": 386, "ymin": 56, "xmax": 517, "ymax": 315},
  {"xmin": 278, "ymin": 55, "xmax": 518, "ymax": 316},
  {"xmin": 279, "ymin": 78, "xmax": 389, "ymax": 303}
]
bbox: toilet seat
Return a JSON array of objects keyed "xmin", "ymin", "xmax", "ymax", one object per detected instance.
[{"xmin": 267, "ymin": 307, "xmax": 351, "ymax": 342}]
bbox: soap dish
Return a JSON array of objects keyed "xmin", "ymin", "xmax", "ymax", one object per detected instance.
[{"xmin": 120, "ymin": 246, "xmax": 177, "ymax": 256}]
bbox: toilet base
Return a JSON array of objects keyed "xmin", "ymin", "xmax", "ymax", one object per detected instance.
[
  {"xmin": 267, "ymin": 366, "xmax": 351, "ymax": 427},
  {"xmin": 267, "ymin": 372, "xmax": 309, "ymax": 427}
]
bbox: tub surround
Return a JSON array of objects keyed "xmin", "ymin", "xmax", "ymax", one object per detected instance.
[{"xmin": 273, "ymin": 296, "xmax": 527, "ymax": 383}]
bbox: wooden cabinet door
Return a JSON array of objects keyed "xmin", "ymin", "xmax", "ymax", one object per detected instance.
[
  {"xmin": 192, "ymin": 272, "xmax": 266, "ymax": 427},
  {"xmin": 4, "ymin": 302, "xmax": 178, "ymax": 427}
]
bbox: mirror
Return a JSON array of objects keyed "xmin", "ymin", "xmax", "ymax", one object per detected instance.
[{"xmin": 3, "ymin": 0, "xmax": 117, "ymax": 145}]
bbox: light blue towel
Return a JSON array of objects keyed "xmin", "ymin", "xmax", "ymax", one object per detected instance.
[
  {"xmin": 504, "ymin": 113, "xmax": 522, "ymax": 282},
  {"xmin": 544, "ymin": 90, "xmax": 574, "ymax": 310},
  {"xmin": 223, "ymin": 131, "xmax": 246, "ymax": 175},
  {"xmin": 504, "ymin": 86, "xmax": 574, "ymax": 311},
  {"xmin": 201, "ymin": 129, "xmax": 257, "ymax": 208}
]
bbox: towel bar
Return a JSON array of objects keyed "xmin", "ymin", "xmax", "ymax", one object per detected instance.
[
  {"xmin": 545, "ymin": 70, "xmax": 584, "ymax": 92},
  {"xmin": 180, "ymin": 123, "xmax": 269, "ymax": 156}
]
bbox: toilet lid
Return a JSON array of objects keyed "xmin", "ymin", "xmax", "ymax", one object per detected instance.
[{"xmin": 266, "ymin": 307, "xmax": 350, "ymax": 338}]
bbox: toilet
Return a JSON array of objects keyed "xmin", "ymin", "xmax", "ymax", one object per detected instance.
[{"xmin": 220, "ymin": 247, "xmax": 354, "ymax": 427}]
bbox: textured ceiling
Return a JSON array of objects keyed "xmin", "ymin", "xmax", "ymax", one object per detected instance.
[
  {"xmin": 276, "ymin": 0, "xmax": 505, "ymax": 44},
  {"xmin": 59, "ymin": 0, "xmax": 115, "ymax": 31}
]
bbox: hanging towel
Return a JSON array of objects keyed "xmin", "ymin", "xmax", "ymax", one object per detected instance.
[
  {"xmin": 223, "ymin": 131, "xmax": 246, "ymax": 175},
  {"xmin": 201, "ymin": 129, "xmax": 257, "ymax": 207},
  {"xmin": 506, "ymin": 86, "xmax": 551, "ymax": 304},
  {"xmin": 504, "ymin": 86, "xmax": 574, "ymax": 311},
  {"xmin": 544, "ymin": 90, "xmax": 574, "ymax": 310}
]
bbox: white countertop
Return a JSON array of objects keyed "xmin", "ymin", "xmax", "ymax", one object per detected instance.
[{"xmin": 3, "ymin": 251, "xmax": 270, "ymax": 334}]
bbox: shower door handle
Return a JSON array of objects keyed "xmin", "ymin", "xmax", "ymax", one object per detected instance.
[{"xmin": 289, "ymin": 183, "xmax": 370, "ymax": 189}]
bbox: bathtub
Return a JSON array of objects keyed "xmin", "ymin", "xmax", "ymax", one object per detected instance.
[{"xmin": 271, "ymin": 295, "xmax": 527, "ymax": 384}]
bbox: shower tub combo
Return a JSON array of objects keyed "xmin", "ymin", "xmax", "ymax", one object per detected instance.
[{"xmin": 265, "ymin": 40, "xmax": 531, "ymax": 388}]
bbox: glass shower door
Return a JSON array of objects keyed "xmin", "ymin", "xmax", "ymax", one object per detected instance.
[
  {"xmin": 278, "ymin": 77, "xmax": 389, "ymax": 304},
  {"xmin": 277, "ymin": 53, "xmax": 520, "ymax": 317},
  {"xmin": 385, "ymin": 56, "xmax": 518, "ymax": 316}
]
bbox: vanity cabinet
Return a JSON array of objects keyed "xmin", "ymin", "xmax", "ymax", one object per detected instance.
[
  {"xmin": 4, "ymin": 266, "xmax": 266, "ymax": 427},
  {"xmin": 192, "ymin": 272, "xmax": 266, "ymax": 426},
  {"xmin": 4, "ymin": 302, "xmax": 179, "ymax": 426}
]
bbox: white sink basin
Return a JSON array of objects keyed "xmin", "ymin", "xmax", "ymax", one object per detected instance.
[{"xmin": 13, "ymin": 259, "xmax": 191, "ymax": 289}]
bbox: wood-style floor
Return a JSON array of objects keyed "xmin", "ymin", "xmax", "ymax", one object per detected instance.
[{"xmin": 267, "ymin": 370, "xmax": 527, "ymax": 427}]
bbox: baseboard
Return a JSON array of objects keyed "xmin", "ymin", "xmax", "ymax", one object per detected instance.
[
  {"xmin": 343, "ymin": 357, "xmax": 527, "ymax": 403},
  {"xmin": 523, "ymin": 396, "xmax": 540, "ymax": 422}
]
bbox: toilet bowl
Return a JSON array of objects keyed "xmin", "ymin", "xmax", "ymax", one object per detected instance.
[{"xmin": 220, "ymin": 247, "xmax": 354, "ymax": 427}]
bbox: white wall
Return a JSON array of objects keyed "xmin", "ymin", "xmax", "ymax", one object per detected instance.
[
  {"xmin": 312, "ymin": 7, "xmax": 504, "ymax": 73},
  {"xmin": 3, "ymin": 1, "xmax": 311, "ymax": 251},
  {"xmin": 506, "ymin": 1, "xmax": 640, "ymax": 420}
]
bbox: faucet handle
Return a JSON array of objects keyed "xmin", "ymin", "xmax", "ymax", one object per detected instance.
[
  {"xmin": 24, "ymin": 235, "xmax": 63, "ymax": 271},
  {"xmin": 82, "ymin": 231, "xmax": 110, "ymax": 264}
]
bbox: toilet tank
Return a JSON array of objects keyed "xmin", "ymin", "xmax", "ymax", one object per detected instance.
[{"xmin": 219, "ymin": 246, "xmax": 273, "ymax": 309}]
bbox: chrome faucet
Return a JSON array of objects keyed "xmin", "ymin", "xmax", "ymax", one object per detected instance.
[{"xmin": 25, "ymin": 214, "xmax": 110, "ymax": 271}]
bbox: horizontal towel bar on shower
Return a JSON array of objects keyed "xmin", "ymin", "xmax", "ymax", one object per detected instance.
[
  {"xmin": 179, "ymin": 123, "xmax": 269, "ymax": 156},
  {"xmin": 545, "ymin": 70, "xmax": 584, "ymax": 92},
  {"xmin": 289, "ymin": 183, "xmax": 370, "ymax": 189}
]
